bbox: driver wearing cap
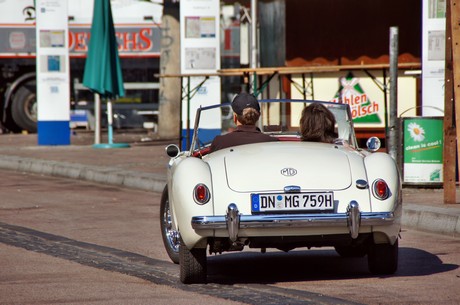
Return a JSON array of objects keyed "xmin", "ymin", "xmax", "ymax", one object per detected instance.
[{"xmin": 210, "ymin": 92, "xmax": 278, "ymax": 152}]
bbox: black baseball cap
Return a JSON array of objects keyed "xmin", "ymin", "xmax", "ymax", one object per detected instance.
[{"xmin": 231, "ymin": 92, "xmax": 260, "ymax": 115}]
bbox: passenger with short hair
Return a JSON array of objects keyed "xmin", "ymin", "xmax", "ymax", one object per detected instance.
[{"xmin": 210, "ymin": 92, "xmax": 278, "ymax": 152}]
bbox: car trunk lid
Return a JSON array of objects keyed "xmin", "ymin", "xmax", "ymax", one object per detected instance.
[{"xmin": 224, "ymin": 142, "xmax": 352, "ymax": 192}]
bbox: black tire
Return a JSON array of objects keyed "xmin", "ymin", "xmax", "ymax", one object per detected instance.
[
  {"xmin": 368, "ymin": 239, "xmax": 398, "ymax": 275},
  {"xmin": 334, "ymin": 245, "xmax": 367, "ymax": 258},
  {"xmin": 11, "ymin": 84, "xmax": 37, "ymax": 133},
  {"xmin": 160, "ymin": 185, "xmax": 180, "ymax": 264},
  {"xmin": 179, "ymin": 239, "xmax": 207, "ymax": 284}
]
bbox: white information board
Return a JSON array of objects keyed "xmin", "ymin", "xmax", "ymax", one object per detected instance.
[
  {"xmin": 180, "ymin": 0, "xmax": 221, "ymax": 149},
  {"xmin": 422, "ymin": 0, "xmax": 446, "ymax": 116},
  {"xmin": 36, "ymin": 0, "xmax": 70, "ymax": 145}
]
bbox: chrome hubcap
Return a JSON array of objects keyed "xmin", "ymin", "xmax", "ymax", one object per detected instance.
[{"xmin": 163, "ymin": 199, "xmax": 180, "ymax": 252}]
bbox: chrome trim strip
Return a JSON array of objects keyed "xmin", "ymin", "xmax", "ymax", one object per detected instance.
[{"xmin": 191, "ymin": 212, "xmax": 395, "ymax": 230}]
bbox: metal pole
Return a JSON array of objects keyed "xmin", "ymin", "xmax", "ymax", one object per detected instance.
[
  {"xmin": 94, "ymin": 93, "xmax": 101, "ymax": 144},
  {"xmin": 107, "ymin": 98, "xmax": 113, "ymax": 145},
  {"xmin": 251, "ymin": 0, "xmax": 257, "ymax": 94},
  {"xmin": 383, "ymin": 68, "xmax": 388, "ymax": 139},
  {"xmin": 388, "ymin": 27, "xmax": 399, "ymax": 165},
  {"xmin": 186, "ymin": 76, "xmax": 191, "ymax": 150},
  {"xmin": 179, "ymin": 76, "xmax": 183, "ymax": 149},
  {"xmin": 302, "ymin": 73, "xmax": 306, "ymax": 100}
]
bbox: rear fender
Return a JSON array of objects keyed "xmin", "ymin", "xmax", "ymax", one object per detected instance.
[
  {"xmin": 170, "ymin": 157, "xmax": 213, "ymax": 248},
  {"xmin": 364, "ymin": 152, "xmax": 402, "ymax": 213}
]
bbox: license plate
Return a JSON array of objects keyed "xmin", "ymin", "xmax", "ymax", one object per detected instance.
[{"xmin": 251, "ymin": 192, "xmax": 334, "ymax": 213}]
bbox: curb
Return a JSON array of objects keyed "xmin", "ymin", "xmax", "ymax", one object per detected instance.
[
  {"xmin": 402, "ymin": 203, "xmax": 460, "ymax": 238},
  {"xmin": 0, "ymin": 155, "xmax": 458, "ymax": 238},
  {"xmin": 0, "ymin": 155, "xmax": 166, "ymax": 193}
]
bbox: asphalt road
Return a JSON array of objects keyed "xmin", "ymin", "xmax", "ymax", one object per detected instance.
[{"xmin": 1, "ymin": 170, "xmax": 459, "ymax": 305}]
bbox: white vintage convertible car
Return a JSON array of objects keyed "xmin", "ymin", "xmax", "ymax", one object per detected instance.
[{"xmin": 161, "ymin": 99, "xmax": 401, "ymax": 284}]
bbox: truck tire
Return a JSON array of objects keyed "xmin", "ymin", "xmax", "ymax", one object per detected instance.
[{"xmin": 11, "ymin": 85, "xmax": 37, "ymax": 133}]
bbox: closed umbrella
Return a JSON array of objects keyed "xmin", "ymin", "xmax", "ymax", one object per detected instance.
[{"xmin": 83, "ymin": 0, "xmax": 129, "ymax": 148}]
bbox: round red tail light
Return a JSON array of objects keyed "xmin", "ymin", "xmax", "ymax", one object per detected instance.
[
  {"xmin": 194, "ymin": 184, "xmax": 210, "ymax": 204},
  {"xmin": 373, "ymin": 179, "xmax": 389, "ymax": 200}
]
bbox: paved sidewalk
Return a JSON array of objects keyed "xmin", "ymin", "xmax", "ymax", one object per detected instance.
[{"xmin": 0, "ymin": 131, "xmax": 459, "ymax": 238}]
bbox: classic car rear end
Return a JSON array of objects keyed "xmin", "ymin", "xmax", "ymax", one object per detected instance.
[{"xmin": 161, "ymin": 100, "xmax": 401, "ymax": 284}]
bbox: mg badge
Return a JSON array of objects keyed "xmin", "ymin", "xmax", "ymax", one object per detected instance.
[{"xmin": 281, "ymin": 168, "xmax": 297, "ymax": 176}]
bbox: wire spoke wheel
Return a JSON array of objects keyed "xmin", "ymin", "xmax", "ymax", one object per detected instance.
[{"xmin": 160, "ymin": 185, "xmax": 180, "ymax": 264}]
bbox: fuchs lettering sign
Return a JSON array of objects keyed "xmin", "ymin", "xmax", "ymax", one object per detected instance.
[
  {"xmin": 69, "ymin": 27, "xmax": 160, "ymax": 55},
  {"xmin": 0, "ymin": 26, "xmax": 161, "ymax": 56}
]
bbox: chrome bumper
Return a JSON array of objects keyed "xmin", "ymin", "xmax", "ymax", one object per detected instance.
[{"xmin": 191, "ymin": 201, "xmax": 395, "ymax": 240}]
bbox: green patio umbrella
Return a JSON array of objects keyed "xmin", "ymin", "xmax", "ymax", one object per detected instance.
[{"xmin": 83, "ymin": 0, "xmax": 128, "ymax": 148}]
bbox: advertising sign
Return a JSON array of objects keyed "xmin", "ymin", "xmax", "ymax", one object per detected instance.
[
  {"xmin": 0, "ymin": 0, "xmax": 162, "ymax": 57},
  {"xmin": 0, "ymin": 26, "xmax": 161, "ymax": 57},
  {"xmin": 331, "ymin": 72, "xmax": 384, "ymax": 128},
  {"xmin": 290, "ymin": 70, "xmax": 418, "ymax": 125},
  {"xmin": 403, "ymin": 117, "xmax": 443, "ymax": 184},
  {"xmin": 36, "ymin": 0, "xmax": 70, "ymax": 145}
]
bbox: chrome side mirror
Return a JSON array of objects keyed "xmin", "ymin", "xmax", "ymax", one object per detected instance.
[
  {"xmin": 165, "ymin": 144, "xmax": 180, "ymax": 157},
  {"xmin": 366, "ymin": 136, "xmax": 381, "ymax": 152}
]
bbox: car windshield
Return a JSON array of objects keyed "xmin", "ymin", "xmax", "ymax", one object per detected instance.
[{"xmin": 188, "ymin": 99, "xmax": 357, "ymax": 153}]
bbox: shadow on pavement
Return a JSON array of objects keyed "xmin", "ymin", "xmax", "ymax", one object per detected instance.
[{"xmin": 206, "ymin": 247, "xmax": 459, "ymax": 284}]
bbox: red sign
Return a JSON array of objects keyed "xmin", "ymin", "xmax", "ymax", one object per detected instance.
[
  {"xmin": 69, "ymin": 26, "xmax": 160, "ymax": 56},
  {"xmin": 0, "ymin": 25, "xmax": 161, "ymax": 57}
]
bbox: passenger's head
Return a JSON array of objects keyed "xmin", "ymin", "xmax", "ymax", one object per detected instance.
[
  {"xmin": 231, "ymin": 92, "xmax": 261, "ymax": 125},
  {"xmin": 299, "ymin": 103, "xmax": 337, "ymax": 143}
]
